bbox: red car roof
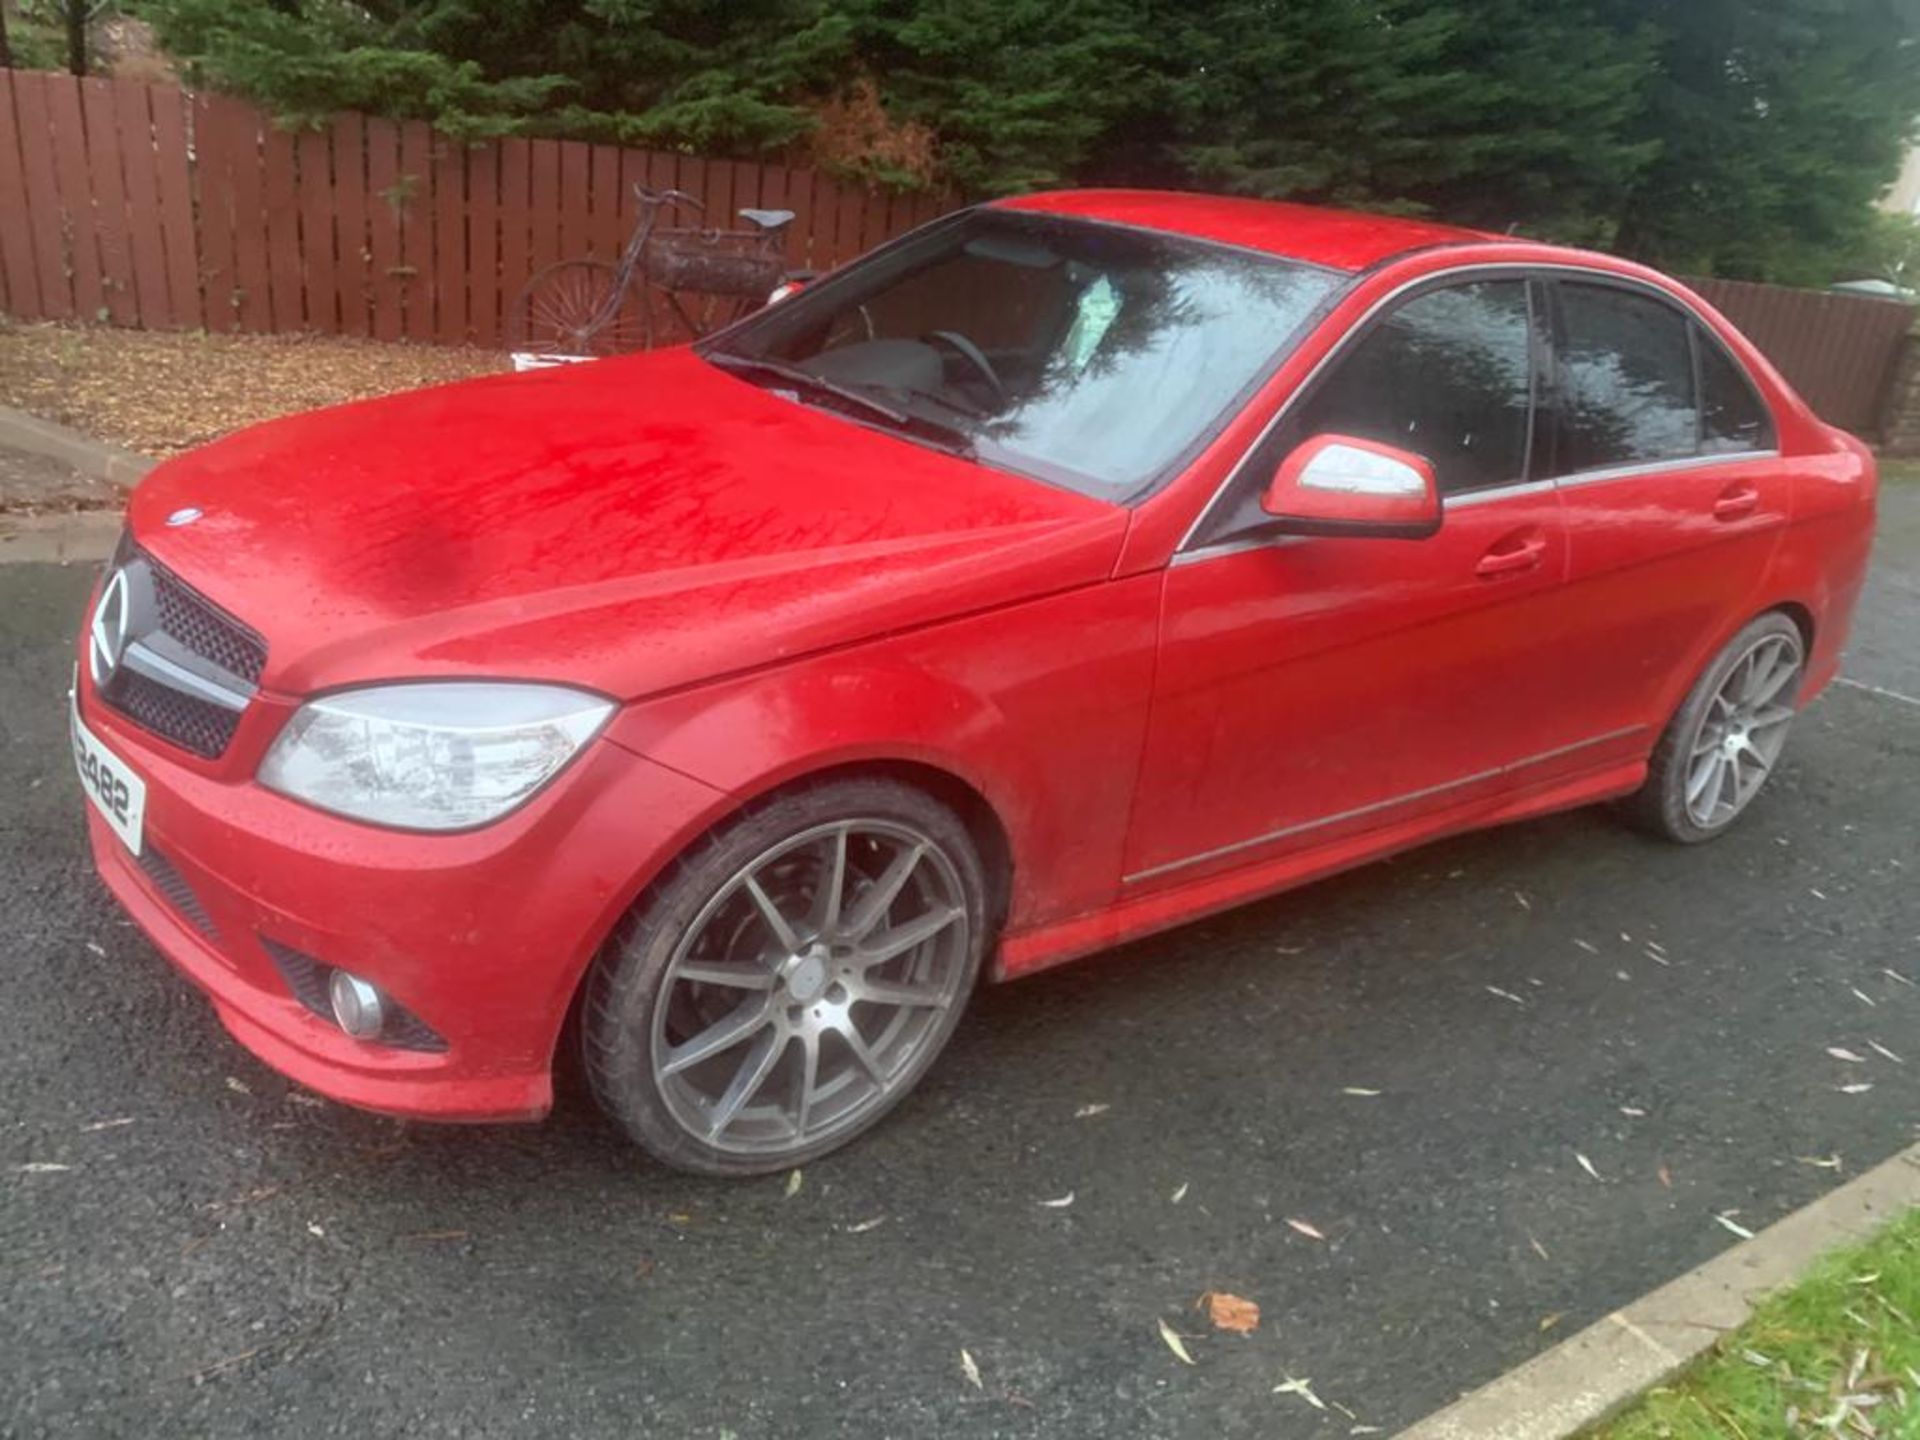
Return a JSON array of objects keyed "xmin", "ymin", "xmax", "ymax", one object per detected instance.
[{"xmin": 993, "ymin": 188, "xmax": 1492, "ymax": 273}]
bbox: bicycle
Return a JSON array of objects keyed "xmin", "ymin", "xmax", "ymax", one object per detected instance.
[{"xmin": 508, "ymin": 186, "xmax": 799, "ymax": 359}]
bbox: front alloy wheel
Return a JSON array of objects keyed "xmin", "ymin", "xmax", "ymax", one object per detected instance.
[{"xmin": 584, "ymin": 779, "xmax": 986, "ymax": 1174}]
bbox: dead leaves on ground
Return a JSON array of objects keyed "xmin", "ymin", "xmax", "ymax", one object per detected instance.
[{"xmin": 1200, "ymin": 1291, "xmax": 1261, "ymax": 1335}]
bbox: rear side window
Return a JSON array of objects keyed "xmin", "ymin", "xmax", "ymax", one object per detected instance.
[
  {"xmin": 1554, "ymin": 282, "xmax": 1699, "ymax": 474},
  {"xmin": 1290, "ymin": 279, "xmax": 1534, "ymax": 496},
  {"xmin": 1697, "ymin": 330, "xmax": 1775, "ymax": 454}
]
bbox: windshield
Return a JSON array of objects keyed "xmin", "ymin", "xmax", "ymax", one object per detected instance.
[{"xmin": 702, "ymin": 209, "xmax": 1342, "ymax": 500}]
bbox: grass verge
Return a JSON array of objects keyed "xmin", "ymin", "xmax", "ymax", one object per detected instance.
[{"xmin": 1585, "ymin": 1208, "xmax": 1919, "ymax": 1439}]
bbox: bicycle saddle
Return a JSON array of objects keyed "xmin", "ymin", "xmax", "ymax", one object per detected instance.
[{"xmin": 737, "ymin": 208, "xmax": 796, "ymax": 231}]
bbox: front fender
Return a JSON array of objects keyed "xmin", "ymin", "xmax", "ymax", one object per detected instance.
[{"xmin": 602, "ymin": 574, "xmax": 1164, "ymax": 938}]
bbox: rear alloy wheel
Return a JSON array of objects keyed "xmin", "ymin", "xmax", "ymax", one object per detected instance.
[
  {"xmin": 583, "ymin": 779, "xmax": 987, "ymax": 1175},
  {"xmin": 1621, "ymin": 612, "xmax": 1805, "ymax": 843}
]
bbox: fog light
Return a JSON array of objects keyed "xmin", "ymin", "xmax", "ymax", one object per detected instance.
[{"xmin": 328, "ymin": 970, "xmax": 386, "ymax": 1039}]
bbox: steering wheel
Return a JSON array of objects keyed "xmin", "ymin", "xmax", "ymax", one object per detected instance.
[{"xmin": 923, "ymin": 330, "xmax": 1008, "ymax": 405}]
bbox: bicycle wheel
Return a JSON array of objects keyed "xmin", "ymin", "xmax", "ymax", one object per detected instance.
[{"xmin": 508, "ymin": 261, "xmax": 650, "ymax": 357}]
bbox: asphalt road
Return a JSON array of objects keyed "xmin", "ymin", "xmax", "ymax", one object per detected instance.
[{"xmin": 4, "ymin": 486, "xmax": 1918, "ymax": 1439}]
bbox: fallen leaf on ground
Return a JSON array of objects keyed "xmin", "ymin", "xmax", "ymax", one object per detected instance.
[
  {"xmin": 1714, "ymin": 1212, "xmax": 1756, "ymax": 1240},
  {"xmin": 1202, "ymin": 1292, "xmax": 1260, "ymax": 1334},
  {"xmin": 1796, "ymin": 1154, "xmax": 1843, "ymax": 1170},
  {"xmin": 1074, "ymin": 1103, "xmax": 1110, "ymax": 1119},
  {"xmin": 306, "ymin": 1221, "xmax": 326, "ymax": 1238},
  {"xmin": 1038, "ymin": 1192, "xmax": 1074, "ymax": 1209},
  {"xmin": 784, "ymin": 1169, "xmax": 803, "ymax": 1198},
  {"xmin": 1158, "ymin": 1317, "xmax": 1196, "ymax": 1365},
  {"xmin": 1827, "ymin": 1046, "xmax": 1868, "ymax": 1064},
  {"xmin": 1576, "ymin": 1152, "xmax": 1603, "ymax": 1182},
  {"xmin": 225, "ymin": 1076, "xmax": 251, "ymax": 1095},
  {"xmin": 842, "ymin": 1215, "xmax": 886, "ymax": 1234},
  {"xmin": 1658, "ymin": 1164, "xmax": 1673, "ymax": 1190},
  {"xmin": 959, "ymin": 1348, "xmax": 982, "ymax": 1389},
  {"xmin": 1539, "ymin": 1313, "xmax": 1563, "ymax": 1332},
  {"xmin": 1170, "ymin": 1181, "xmax": 1189, "ymax": 1204},
  {"xmin": 1272, "ymin": 1375, "xmax": 1325, "ymax": 1409},
  {"xmin": 1286, "ymin": 1217, "xmax": 1327, "ymax": 1240}
]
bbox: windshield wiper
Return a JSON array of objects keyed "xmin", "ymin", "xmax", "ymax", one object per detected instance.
[{"xmin": 705, "ymin": 351, "xmax": 976, "ymax": 459}]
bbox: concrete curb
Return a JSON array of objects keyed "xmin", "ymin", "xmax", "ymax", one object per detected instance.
[
  {"xmin": 1397, "ymin": 1142, "xmax": 1920, "ymax": 1439},
  {"xmin": 0, "ymin": 509, "xmax": 123, "ymax": 565},
  {"xmin": 0, "ymin": 404, "xmax": 154, "ymax": 489}
]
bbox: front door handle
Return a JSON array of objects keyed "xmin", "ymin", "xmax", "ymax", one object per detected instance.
[
  {"xmin": 1713, "ymin": 483, "xmax": 1760, "ymax": 521},
  {"xmin": 1475, "ymin": 533, "xmax": 1547, "ymax": 578}
]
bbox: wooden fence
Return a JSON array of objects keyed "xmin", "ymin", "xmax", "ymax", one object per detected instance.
[
  {"xmin": 1690, "ymin": 276, "xmax": 1914, "ymax": 437},
  {"xmin": 0, "ymin": 70, "xmax": 954, "ymax": 347}
]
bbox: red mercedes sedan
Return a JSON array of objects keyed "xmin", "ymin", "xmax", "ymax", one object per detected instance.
[{"xmin": 72, "ymin": 191, "xmax": 1876, "ymax": 1174}]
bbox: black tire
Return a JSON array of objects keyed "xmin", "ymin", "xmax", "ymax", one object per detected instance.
[
  {"xmin": 583, "ymin": 778, "xmax": 989, "ymax": 1176},
  {"xmin": 507, "ymin": 260, "xmax": 649, "ymax": 357},
  {"xmin": 1618, "ymin": 611, "xmax": 1805, "ymax": 843}
]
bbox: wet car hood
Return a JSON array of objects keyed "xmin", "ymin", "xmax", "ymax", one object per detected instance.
[{"xmin": 127, "ymin": 348, "xmax": 1126, "ymax": 700}]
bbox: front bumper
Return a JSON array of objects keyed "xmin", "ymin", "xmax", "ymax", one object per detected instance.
[{"xmin": 78, "ymin": 677, "xmax": 724, "ymax": 1122}]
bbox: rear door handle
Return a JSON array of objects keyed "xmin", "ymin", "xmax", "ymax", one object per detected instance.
[
  {"xmin": 1713, "ymin": 483, "xmax": 1760, "ymax": 521},
  {"xmin": 1474, "ymin": 534, "xmax": 1547, "ymax": 578}
]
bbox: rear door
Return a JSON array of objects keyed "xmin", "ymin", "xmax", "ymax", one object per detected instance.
[
  {"xmin": 1543, "ymin": 276, "xmax": 1789, "ymax": 743},
  {"xmin": 1123, "ymin": 274, "xmax": 1580, "ymax": 888}
]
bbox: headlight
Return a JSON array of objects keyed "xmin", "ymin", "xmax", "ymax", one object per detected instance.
[{"xmin": 258, "ymin": 682, "xmax": 614, "ymax": 831}]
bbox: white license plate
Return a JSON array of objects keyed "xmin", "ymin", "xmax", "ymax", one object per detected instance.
[{"xmin": 72, "ymin": 691, "xmax": 146, "ymax": 856}]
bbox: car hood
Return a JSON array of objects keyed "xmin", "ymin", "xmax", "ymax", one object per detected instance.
[{"xmin": 127, "ymin": 348, "xmax": 1126, "ymax": 700}]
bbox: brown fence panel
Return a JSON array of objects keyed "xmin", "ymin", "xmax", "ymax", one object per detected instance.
[
  {"xmin": 46, "ymin": 76, "xmax": 106, "ymax": 321},
  {"xmin": 79, "ymin": 78, "xmax": 138, "ymax": 326},
  {"xmin": 467, "ymin": 142, "xmax": 500, "ymax": 346},
  {"xmin": 149, "ymin": 85, "xmax": 201, "ymax": 329},
  {"xmin": 1690, "ymin": 276, "xmax": 1916, "ymax": 436},
  {"xmin": 112, "ymin": 80, "xmax": 172, "ymax": 329},
  {"xmin": 432, "ymin": 138, "xmax": 465, "ymax": 344},
  {"xmin": 262, "ymin": 125, "xmax": 302, "ymax": 329},
  {"xmin": 364, "ymin": 118, "xmax": 404, "ymax": 342},
  {"xmin": 297, "ymin": 128, "xmax": 338, "ymax": 333},
  {"xmin": 397, "ymin": 121, "xmax": 434, "ymax": 342},
  {"xmin": 0, "ymin": 72, "xmax": 44, "ymax": 318},
  {"xmin": 330, "ymin": 112, "xmax": 371, "ymax": 337}
]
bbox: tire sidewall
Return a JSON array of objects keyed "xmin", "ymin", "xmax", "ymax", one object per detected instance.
[{"xmin": 584, "ymin": 778, "xmax": 989, "ymax": 1176}]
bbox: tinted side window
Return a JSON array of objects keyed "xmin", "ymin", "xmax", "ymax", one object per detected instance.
[
  {"xmin": 1291, "ymin": 280, "xmax": 1534, "ymax": 496},
  {"xmin": 1555, "ymin": 282, "xmax": 1698, "ymax": 473},
  {"xmin": 1697, "ymin": 330, "xmax": 1775, "ymax": 454}
]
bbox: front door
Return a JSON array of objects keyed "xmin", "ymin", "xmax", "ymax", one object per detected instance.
[{"xmin": 1124, "ymin": 275, "xmax": 1584, "ymax": 888}]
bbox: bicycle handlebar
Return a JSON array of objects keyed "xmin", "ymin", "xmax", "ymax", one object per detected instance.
[{"xmin": 632, "ymin": 184, "xmax": 705, "ymax": 215}]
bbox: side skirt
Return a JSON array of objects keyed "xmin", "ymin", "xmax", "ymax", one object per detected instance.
[{"xmin": 992, "ymin": 759, "xmax": 1647, "ymax": 981}]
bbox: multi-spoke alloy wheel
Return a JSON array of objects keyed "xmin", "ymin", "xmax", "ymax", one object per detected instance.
[
  {"xmin": 1623, "ymin": 612, "xmax": 1805, "ymax": 843},
  {"xmin": 584, "ymin": 780, "xmax": 986, "ymax": 1174}
]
